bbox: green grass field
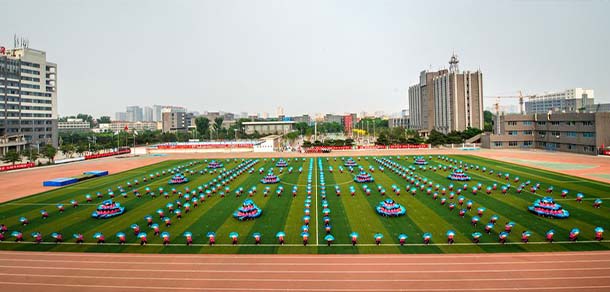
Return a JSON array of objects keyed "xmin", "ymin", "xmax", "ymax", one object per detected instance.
[{"xmin": 0, "ymin": 155, "xmax": 608, "ymax": 254}]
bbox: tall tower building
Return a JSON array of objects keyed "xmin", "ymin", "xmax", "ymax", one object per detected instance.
[
  {"xmin": 408, "ymin": 54, "xmax": 484, "ymax": 134},
  {"xmin": 1, "ymin": 42, "xmax": 58, "ymax": 154}
]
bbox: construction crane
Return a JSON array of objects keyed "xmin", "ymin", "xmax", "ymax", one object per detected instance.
[{"xmin": 484, "ymin": 91, "xmax": 533, "ymax": 134}]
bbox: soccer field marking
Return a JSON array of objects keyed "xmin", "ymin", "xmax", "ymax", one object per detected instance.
[
  {"xmin": 1, "ymin": 265, "xmax": 609, "ymax": 274},
  {"xmin": 0, "ymin": 272, "xmax": 608, "ymax": 283},
  {"xmin": 315, "ymin": 158, "xmax": 319, "ymax": 246},
  {"xmin": 1, "ymin": 203, "xmax": 98, "ymax": 206},
  {"xmin": 0, "ymin": 281, "xmax": 609, "ymax": 292}
]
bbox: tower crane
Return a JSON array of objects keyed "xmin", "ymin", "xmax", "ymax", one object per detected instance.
[{"xmin": 484, "ymin": 91, "xmax": 533, "ymax": 134}]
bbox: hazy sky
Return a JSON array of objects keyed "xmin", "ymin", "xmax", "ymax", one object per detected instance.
[{"xmin": 2, "ymin": 0, "xmax": 609, "ymax": 117}]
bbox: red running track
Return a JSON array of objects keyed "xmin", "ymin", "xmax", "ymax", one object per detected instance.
[{"xmin": 0, "ymin": 251, "xmax": 609, "ymax": 291}]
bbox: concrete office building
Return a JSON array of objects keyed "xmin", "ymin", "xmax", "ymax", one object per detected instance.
[
  {"xmin": 143, "ymin": 106, "xmax": 153, "ymax": 121},
  {"xmin": 389, "ymin": 116, "xmax": 410, "ymax": 129},
  {"xmin": 480, "ymin": 112, "xmax": 610, "ymax": 155},
  {"xmin": 586, "ymin": 103, "xmax": 610, "ymax": 113},
  {"xmin": 0, "ymin": 43, "xmax": 58, "ymax": 155},
  {"xmin": 126, "ymin": 106, "xmax": 143, "ymax": 122},
  {"xmin": 243, "ymin": 121, "xmax": 295, "ymax": 135},
  {"xmin": 161, "ymin": 108, "xmax": 194, "ymax": 133},
  {"xmin": 408, "ymin": 54, "xmax": 484, "ymax": 135},
  {"xmin": 115, "ymin": 112, "xmax": 127, "ymax": 121},
  {"xmin": 525, "ymin": 88, "xmax": 594, "ymax": 114},
  {"xmin": 58, "ymin": 118, "xmax": 91, "ymax": 133}
]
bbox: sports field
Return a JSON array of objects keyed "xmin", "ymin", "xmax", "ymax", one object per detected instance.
[{"xmin": 0, "ymin": 155, "xmax": 608, "ymax": 254}]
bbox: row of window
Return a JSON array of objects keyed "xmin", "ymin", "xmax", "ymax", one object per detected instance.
[
  {"xmin": 21, "ymin": 68, "xmax": 40, "ymax": 75},
  {"xmin": 494, "ymin": 141, "xmax": 533, "ymax": 147},
  {"xmin": 21, "ymin": 61, "xmax": 41, "ymax": 68},
  {"xmin": 537, "ymin": 131, "xmax": 595, "ymax": 138},
  {"xmin": 2, "ymin": 112, "xmax": 52, "ymax": 118},
  {"xmin": 21, "ymin": 76, "xmax": 40, "ymax": 82}
]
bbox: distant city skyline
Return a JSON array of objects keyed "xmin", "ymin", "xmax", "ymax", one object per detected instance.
[{"xmin": 1, "ymin": 0, "xmax": 608, "ymax": 117}]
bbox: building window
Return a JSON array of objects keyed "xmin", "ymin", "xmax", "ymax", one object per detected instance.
[
  {"xmin": 538, "ymin": 131, "xmax": 546, "ymax": 137},
  {"xmin": 523, "ymin": 141, "xmax": 533, "ymax": 147},
  {"xmin": 551, "ymin": 131, "xmax": 560, "ymax": 137},
  {"xmin": 566, "ymin": 132, "xmax": 577, "ymax": 137},
  {"xmin": 508, "ymin": 141, "xmax": 518, "ymax": 146},
  {"xmin": 566, "ymin": 121, "xmax": 576, "ymax": 126},
  {"xmin": 584, "ymin": 146, "xmax": 596, "ymax": 152},
  {"xmin": 494, "ymin": 141, "xmax": 503, "ymax": 147},
  {"xmin": 550, "ymin": 121, "xmax": 561, "ymax": 125},
  {"xmin": 508, "ymin": 131, "xmax": 518, "ymax": 136},
  {"xmin": 537, "ymin": 121, "xmax": 546, "ymax": 125},
  {"xmin": 583, "ymin": 132, "xmax": 595, "ymax": 138},
  {"xmin": 523, "ymin": 130, "xmax": 532, "ymax": 135},
  {"xmin": 507, "ymin": 121, "xmax": 517, "ymax": 126},
  {"xmin": 523, "ymin": 121, "xmax": 533, "ymax": 126}
]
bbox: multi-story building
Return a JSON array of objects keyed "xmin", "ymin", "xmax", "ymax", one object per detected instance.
[
  {"xmin": 126, "ymin": 106, "xmax": 143, "ymax": 122},
  {"xmin": 143, "ymin": 106, "xmax": 153, "ymax": 121},
  {"xmin": 243, "ymin": 121, "xmax": 295, "ymax": 135},
  {"xmin": 323, "ymin": 114, "xmax": 343, "ymax": 124},
  {"xmin": 342, "ymin": 113, "xmax": 357, "ymax": 135},
  {"xmin": 292, "ymin": 114, "xmax": 312, "ymax": 125},
  {"xmin": 525, "ymin": 88, "xmax": 594, "ymax": 114},
  {"xmin": 98, "ymin": 121, "xmax": 159, "ymax": 133},
  {"xmin": 389, "ymin": 116, "xmax": 410, "ymax": 128},
  {"xmin": 480, "ymin": 112, "xmax": 610, "ymax": 155},
  {"xmin": 58, "ymin": 118, "xmax": 91, "ymax": 133},
  {"xmin": 0, "ymin": 44, "xmax": 58, "ymax": 155},
  {"xmin": 408, "ymin": 54, "xmax": 483, "ymax": 135},
  {"xmin": 161, "ymin": 108, "xmax": 194, "ymax": 133},
  {"xmin": 586, "ymin": 103, "xmax": 610, "ymax": 113},
  {"xmin": 115, "ymin": 112, "xmax": 127, "ymax": 121}
]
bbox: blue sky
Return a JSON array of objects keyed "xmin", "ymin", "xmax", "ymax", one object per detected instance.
[{"xmin": 1, "ymin": 0, "xmax": 608, "ymax": 116}]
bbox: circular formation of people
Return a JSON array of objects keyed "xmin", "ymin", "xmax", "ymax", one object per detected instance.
[{"xmin": 0, "ymin": 156, "xmax": 606, "ymax": 247}]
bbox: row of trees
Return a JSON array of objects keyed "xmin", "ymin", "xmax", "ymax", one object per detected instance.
[
  {"xmin": 58, "ymin": 113, "xmax": 111, "ymax": 127},
  {"xmin": 374, "ymin": 127, "xmax": 483, "ymax": 146},
  {"xmin": 2, "ymin": 145, "xmax": 58, "ymax": 165},
  {"xmin": 302, "ymin": 139, "xmax": 355, "ymax": 148},
  {"xmin": 425, "ymin": 128, "xmax": 484, "ymax": 146}
]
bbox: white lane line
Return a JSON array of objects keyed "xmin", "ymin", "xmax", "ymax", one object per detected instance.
[
  {"xmin": 1, "ymin": 250, "xmax": 608, "ymax": 259},
  {"xmin": 0, "ymin": 265, "xmax": 608, "ymax": 274},
  {"xmin": 0, "ymin": 281, "xmax": 609, "ymax": 292},
  {"xmin": 1, "ymin": 273, "xmax": 609, "ymax": 282},
  {"xmin": 1, "ymin": 258, "xmax": 609, "ymax": 266}
]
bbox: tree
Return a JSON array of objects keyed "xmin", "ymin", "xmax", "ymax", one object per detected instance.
[
  {"xmin": 60, "ymin": 143, "xmax": 76, "ymax": 158},
  {"xmin": 21, "ymin": 147, "xmax": 39, "ymax": 162},
  {"xmin": 2, "ymin": 150, "xmax": 21, "ymax": 165},
  {"xmin": 195, "ymin": 117, "xmax": 210, "ymax": 140},
  {"xmin": 484, "ymin": 110, "xmax": 494, "ymax": 132},
  {"xmin": 97, "ymin": 116, "xmax": 111, "ymax": 124},
  {"xmin": 76, "ymin": 144, "xmax": 88, "ymax": 156},
  {"xmin": 427, "ymin": 130, "xmax": 447, "ymax": 146},
  {"xmin": 42, "ymin": 145, "xmax": 57, "ymax": 163}
]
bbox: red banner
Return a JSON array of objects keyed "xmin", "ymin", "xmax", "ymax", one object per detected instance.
[
  {"xmin": 85, "ymin": 149, "xmax": 131, "ymax": 160},
  {"xmin": 603, "ymin": 150, "xmax": 610, "ymax": 156},
  {"xmin": 304, "ymin": 144, "xmax": 430, "ymax": 152},
  {"xmin": 156, "ymin": 143, "xmax": 255, "ymax": 149},
  {"xmin": 0, "ymin": 162, "xmax": 35, "ymax": 172}
]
